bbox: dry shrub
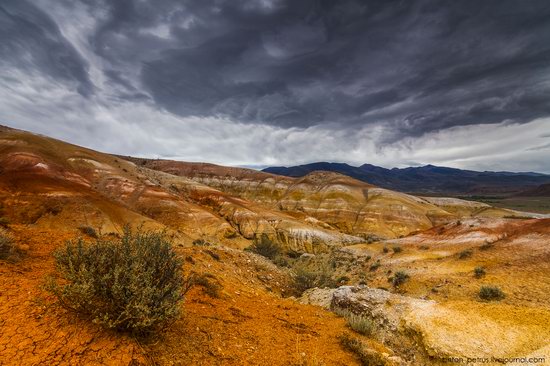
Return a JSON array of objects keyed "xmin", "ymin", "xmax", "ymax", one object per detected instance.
[
  {"xmin": 479, "ymin": 286, "xmax": 505, "ymax": 301},
  {"xmin": 391, "ymin": 270, "xmax": 409, "ymax": 287},
  {"xmin": 369, "ymin": 261, "xmax": 381, "ymax": 271},
  {"xmin": 47, "ymin": 227, "xmax": 185, "ymax": 334},
  {"xmin": 339, "ymin": 334, "xmax": 387, "ymax": 366},
  {"xmin": 474, "ymin": 267, "xmax": 486, "ymax": 278},
  {"xmin": 192, "ymin": 273, "xmax": 222, "ymax": 298},
  {"xmin": 247, "ymin": 233, "xmax": 280, "ymax": 260},
  {"xmin": 333, "ymin": 307, "xmax": 374, "ymax": 336},
  {"xmin": 291, "ymin": 262, "xmax": 337, "ymax": 296},
  {"xmin": 78, "ymin": 225, "xmax": 98, "ymax": 238},
  {"xmin": 0, "ymin": 229, "xmax": 17, "ymax": 260}
]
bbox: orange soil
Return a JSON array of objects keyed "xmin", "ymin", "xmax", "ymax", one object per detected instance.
[
  {"xmin": 348, "ymin": 218, "xmax": 550, "ymax": 309},
  {"xmin": 0, "ymin": 226, "xmax": 366, "ymax": 365}
]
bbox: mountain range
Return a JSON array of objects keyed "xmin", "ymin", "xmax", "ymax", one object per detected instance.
[{"xmin": 263, "ymin": 162, "xmax": 550, "ymax": 195}]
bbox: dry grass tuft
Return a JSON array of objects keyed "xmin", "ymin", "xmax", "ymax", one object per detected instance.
[
  {"xmin": 338, "ymin": 333, "xmax": 387, "ymax": 366},
  {"xmin": 333, "ymin": 307, "xmax": 374, "ymax": 336}
]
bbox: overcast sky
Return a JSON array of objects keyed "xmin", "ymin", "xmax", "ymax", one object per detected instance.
[{"xmin": 1, "ymin": 0, "xmax": 550, "ymax": 172}]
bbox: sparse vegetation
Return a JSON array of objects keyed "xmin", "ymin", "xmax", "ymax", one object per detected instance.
[
  {"xmin": 0, "ymin": 217, "xmax": 9, "ymax": 228},
  {"xmin": 369, "ymin": 261, "xmax": 381, "ymax": 271},
  {"xmin": 192, "ymin": 273, "xmax": 222, "ymax": 298},
  {"xmin": 382, "ymin": 247, "xmax": 389, "ymax": 253},
  {"xmin": 192, "ymin": 238, "xmax": 212, "ymax": 246},
  {"xmin": 479, "ymin": 286, "xmax": 505, "ymax": 301},
  {"xmin": 363, "ymin": 234, "xmax": 381, "ymax": 244},
  {"xmin": 0, "ymin": 229, "xmax": 17, "ymax": 260},
  {"xmin": 392, "ymin": 271, "xmax": 409, "ymax": 287},
  {"xmin": 291, "ymin": 263, "xmax": 336, "ymax": 295},
  {"xmin": 337, "ymin": 275, "xmax": 350, "ymax": 284},
  {"xmin": 503, "ymin": 215, "xmax": 535, "ymax": 220},
  {"xmin": 458, "ymin": 249, "xmax": 473, "ymax": 259},
  {"xmin": 334, "ymin": 307, "xmax": 374, "ymax": 336},
  {"xmin": 47, "ymin": 227, "xmax": 185, "ymax": 334},
  {"xmin": 338, "ymin": 334, "xmax": 387, "ymax": 366},
  {"xmin": 392, "ymin": 246, "xmax": 402, "ymax": 254},
  {"xmin": 474, "ymin": 267, "xmax": 486, "ymax": 278},
  {"xmin": 78, "ymin": 225, "xmax": 98, "ymax": 238},
  {"xmin": 204, "ymin": 249, "xmax": 220, "ymax": 261},
  {"xmin": 419, "ymin": 245, "xmax": 429, "ymax": 250},
  {"xmin": 272, "ymin": 255, "xmax": 290, "ymax": 267},
  {"xmin": 247, "ymin": 233, "xmax": 280, "ymax": 260},
  {"xmin": 479, "ymin": 242, "xmax": 494, "ymax": 250}
]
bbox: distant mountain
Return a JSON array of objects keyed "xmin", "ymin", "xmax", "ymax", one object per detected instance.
[
  {"xmin": 516, "ymin": 183, "xmax": 550, "ymax": 197},
  {"xmin": 262, "ymin": 162, "xmax": 550, "ymax": 195}
]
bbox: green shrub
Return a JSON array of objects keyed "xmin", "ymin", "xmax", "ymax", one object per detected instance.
[
  {"xmin": 458, "ymin": 249, "xmax": 473, "ymax": 259},
  {"xmin": 392, "ymin": 271, "xmax": 409, "ymax": 287},
  {"xmin": 392, "ymin": 246, "xmax": 402, "ymax": 254},
  {"xmin": 78, "ymin": 225, "xmax": 98, "ymax": 238},
  {"xmin": 247, "ymin": 233, "xmax": 280, "ymax": 260},
  {"xmin": 474, "ymin": 267, "xmax": 486, "ymax": 278},
  {"xmin": 339, "ymin": 334, "xmax": 387, "ymax": 366},
  {"xmin": 479, "ymin": 286, "xmax": 505, "ymax": 301},
  {"xmin": 47, "ymin": 227, "xmax": 185, "ymax": 334},
  {"xmin": 0, "ymin": 229, "xmax": 16, "ymax": 260}
]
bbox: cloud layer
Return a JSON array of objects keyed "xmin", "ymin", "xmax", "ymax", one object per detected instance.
[{"xmin": 1, "ymin": 0, "xmax": 550, "ymax": 172}]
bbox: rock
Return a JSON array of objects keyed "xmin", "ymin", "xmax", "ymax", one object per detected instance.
[
  {"xmin": 328, "ymin": 286, "xmax": 550, "ymax": 365},
  {"xmin": 298, "ymin": 288, "xmax": 337, "ymax": 308}
]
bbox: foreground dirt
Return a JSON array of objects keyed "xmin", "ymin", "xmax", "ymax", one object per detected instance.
[{"xmin": 0, "ymin": 226, "xmax": 372, "ymax": 365}]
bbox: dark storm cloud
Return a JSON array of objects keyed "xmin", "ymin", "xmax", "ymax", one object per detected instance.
[
  {"xmin": 2, "ymin": 0, "xmax": 550, "ymax": 172},
  {"xmin": 77, "ymin": 0, "xmax": 550, "ymax": 136},
  {"xmin": 0, "ymin": 0, "xmax": 93, "ymax": 96}
]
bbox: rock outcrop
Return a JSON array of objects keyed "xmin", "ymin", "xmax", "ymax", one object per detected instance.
[{"xmin": 301, "ymin": 286, "xmax": 550, "ymax": 365}]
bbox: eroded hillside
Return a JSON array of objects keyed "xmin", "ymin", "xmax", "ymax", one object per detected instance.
[
  {"xmin": 0, "ymin": 126, "xmax": 360, "ymax": 253},
  {"xmin": 123, "ymin": 158, "xmax": 534, "ymax": 241}
]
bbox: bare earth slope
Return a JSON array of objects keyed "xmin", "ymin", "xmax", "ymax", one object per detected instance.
[
  {"xmin": 124, "ymin": 158, "xmax": 532, "ymax": 240},
  {"xmin": 0, "ymin": 126, "xmax": 361, "ymax": 253},
  {"xmin": 1, "ymin": 225, "xmax": 374, "ymax": 365},
  {"xmin": 301, "ymin": 217, "xmax": 550, "ymax": 364}
]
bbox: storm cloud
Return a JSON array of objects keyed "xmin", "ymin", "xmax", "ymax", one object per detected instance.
[{"xmin": 1, "ymin": 0, "xmax": 550, "ymax": 171}]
